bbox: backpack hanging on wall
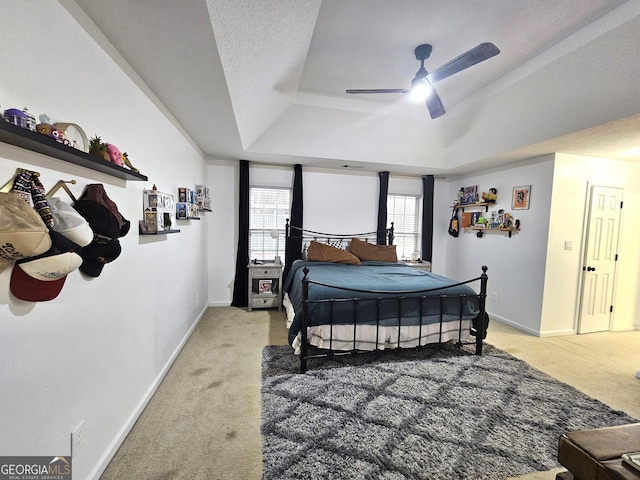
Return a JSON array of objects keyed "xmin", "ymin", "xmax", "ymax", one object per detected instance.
[{"xmin": 448, "ymin": 206, "xmax": 459, "ymax": 237}]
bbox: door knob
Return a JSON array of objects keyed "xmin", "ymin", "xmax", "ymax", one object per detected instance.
[{"xmin": 587, "ymin": 266, "xmax": 596, "ymax": 272}]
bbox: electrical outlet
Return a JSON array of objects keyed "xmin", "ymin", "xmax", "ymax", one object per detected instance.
[
  {"xmin": 492, "ymin": 292, "xmax": 498, "ymax": 302},
  {"xmin": 564, "ymin": 241, "xmax": 572, "ymax": 251},
  {"xmin": 71, "ymin": 420, "xmax": 84, "ymax": 456},
  {"xmin": 195, "ymin": 292, "xmax": 200, "ymax": 305}
]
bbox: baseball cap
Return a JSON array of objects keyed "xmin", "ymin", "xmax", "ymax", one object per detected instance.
[
  {"xmin": 79, "ymin": 184, "xmax": 130, "ymax": 236},
  {"xmin": 0, "ymin": 192, "xmax": 52, "ymax": 272},
  {"xmin": 78, "ymin": 239, "xmax": 121, "ymax": 277},
  {"xmin": 73, "ymin": 200, "xmax": 120, "ymax": 242},
  {"xmin": 10, "ymin": 231, "xmax": 83, "ymax": 302},
  {"xmin": 72, "ymin": 199, "xmax": 123, "ymax": 277},
  {"xmin": 48, "ymin": 197, "xmax": 94, "ymax": 247}
]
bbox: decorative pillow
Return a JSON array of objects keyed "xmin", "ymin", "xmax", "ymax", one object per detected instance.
[
  {"xmin": 306, "ymin": 240, "xmax": 361, "ymax": 265},
  {"xmin": 349, "ymin": 237, "xmax": 397, "ymax": 262}
]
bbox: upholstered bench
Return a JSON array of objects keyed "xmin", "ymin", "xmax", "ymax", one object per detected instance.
[{"xmin": 557, "ymin": 423, "xmax": 640, "ymax": 480}]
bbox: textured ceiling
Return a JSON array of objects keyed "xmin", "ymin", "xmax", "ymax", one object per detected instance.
[{"xmin": 67, "ymin": 0, "xmax": 640, "ymax": 176}]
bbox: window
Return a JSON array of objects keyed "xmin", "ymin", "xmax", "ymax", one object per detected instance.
[
  {"xmin": 249, "ymin": 186, "xmax": 291, "ymax": 262},
  {"xmin": 387, "ymin": 194, "xmax": 420, "ymax": 260}
]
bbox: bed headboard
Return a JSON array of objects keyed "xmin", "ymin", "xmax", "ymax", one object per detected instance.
[
  {"xmin": 284, "ymin": 219, "xmax": 394, "ymax": 264},
  {"xmin": 282, "ymin": 219, "xmax": 394, "ymax": 282},
  {"xmin": 285, "ymin": 219, "xmax": 394, "ymax": 244}
]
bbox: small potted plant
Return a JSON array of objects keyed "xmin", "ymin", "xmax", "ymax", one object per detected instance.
[{"xmin": 89, "ymin": 135, "xmax": 110, "ymax": 161}]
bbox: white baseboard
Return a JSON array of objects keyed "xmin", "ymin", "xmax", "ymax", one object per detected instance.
[
  {"xmin": 208, "ymin": 300, "xmax": 231, "ymax": 307},
  {"xmin": 88, "ymin": 304, "xmax": 208, "ymax": 480},
  {"xmin": 488, "ymin": 312, "xmax": 542, "ymax": 337},
  {"xmin": 538, "ymin": 328, "xmax": 577, "ymax": 337},
  {"xmin": 488, "ymin": 312, "xmax": 575, "ymax": 337}
]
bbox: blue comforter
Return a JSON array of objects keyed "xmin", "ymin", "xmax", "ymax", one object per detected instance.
[{"xmin": 284, "ymin": 260, "xmax": 480, "ymax": 345}]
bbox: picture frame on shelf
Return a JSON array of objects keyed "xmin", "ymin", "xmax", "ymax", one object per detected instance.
[
  {"xmin": 512, "ymin": 185, "xmax": 531, "ymax": 210},
  {"xmin": 461, "ymin": 185, "xmax": 478, "ymax": 205}
]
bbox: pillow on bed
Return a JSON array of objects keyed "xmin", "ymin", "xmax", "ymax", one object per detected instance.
[
  {"xmin": 306, "ymin": 240, "xmax": 361, "ymax": 265},
  {"xmin": 349, "ymin": 237, "xmax": 398, "ymax": 262}
]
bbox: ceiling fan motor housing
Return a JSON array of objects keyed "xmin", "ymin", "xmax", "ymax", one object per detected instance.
[{"xmin": 414, "ymin": 44, "xmax": 432, "ymax": 61}]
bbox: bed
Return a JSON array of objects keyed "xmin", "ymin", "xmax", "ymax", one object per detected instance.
[{"xmin": 283, "ymin": 220, "xmax": 489, "ymax": 373}]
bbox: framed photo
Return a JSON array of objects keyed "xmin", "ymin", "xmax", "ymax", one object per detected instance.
[
  {"xmin": 512, "ymin": 185, "xmax": 531, "ymax": 210},
  {"xmin": 258, "ymin": 279, "xmax": 273, "ymax": 295},
  {"xmin": 461, "ymin": 185, "xmax": 478, "ymax": 205}
]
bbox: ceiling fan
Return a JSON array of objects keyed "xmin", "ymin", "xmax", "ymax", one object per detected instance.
[{"xmin": 346, "ymin": 43, "xmax": 500, "ymax": 119}]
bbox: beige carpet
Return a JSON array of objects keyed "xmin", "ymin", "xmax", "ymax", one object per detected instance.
[{"xmin": 100, "ymin": 307, "xmax": 640, "ymax": 480}]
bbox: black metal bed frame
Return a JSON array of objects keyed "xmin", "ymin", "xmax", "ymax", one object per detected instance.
[
  {"xmin": 298, "ymin": 265, "xmax": 488, "ymax": 373},
  {"xmin": 283, "ymin": 220, "xmax": 488, "ymax": 374}
]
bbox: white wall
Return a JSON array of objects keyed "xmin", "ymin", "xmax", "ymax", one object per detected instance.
[
  {"xmin": 207, "ymin": 160, "xmax": 238, "ymax": 306},
  {"xmin": 206, "ymin": 164, "xmax": 441, "ymax": 305},
  {"xmin": 0, "ymin": 3, "xmax": 208, "ymax": 479},
  {"xmin": 542, "ymin": 154, "xmax": 640, "ymax": 334},
  {"xmin": 443, "ymin": 153, "xmax": 640, "ymax": 338},
  {"xmin": 445, "ymin": 158, "xmax": 555, "ymax": 334},
  {"xmin": 206, "ymin": 164, "xmax": 381, "ymax": 305}
]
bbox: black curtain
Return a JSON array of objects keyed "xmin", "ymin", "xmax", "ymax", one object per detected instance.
[
  {"xmin": 377, "ymin": 171, "xmax": 389, "ymax": 244},
  {"xmin": 231, "ymin": 160, "xmax": 250, "ymax": 307},
  {"xmin": 283, "ymin": 164, "xmax": 303, "ymax": 283},
  {"xmin": 421, "ymin": 175, "xmax": 434, "ymax": 262}
]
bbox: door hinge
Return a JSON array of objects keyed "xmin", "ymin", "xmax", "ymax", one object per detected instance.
[
  {"xmin": 610, "ymin": 305, "xmax": 613, "ymax": 313},
  {"xmin": 620, "ymin": 201, "xmax": 623, "ymax": 209},
  {"xmin": 615, "ymin": 254, "xmax": 618, "ymax": 261}
]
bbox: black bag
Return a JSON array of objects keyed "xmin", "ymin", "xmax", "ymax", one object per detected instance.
[{"xmin": 448, "ymin": 207, "xmax": 459, "ymax": 237}]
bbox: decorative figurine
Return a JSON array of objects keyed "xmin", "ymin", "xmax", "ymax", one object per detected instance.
[
  {"xmin": 106, "ymin": 144, "xmax": 123, "ymax": 166},
  {"xmin": 120, "ymin": 152, "xmax": 140, "ymax": 173},
  {"xmin": 482, "ymin": 188, "xmax": 498, "ymax": 203},
  {"xmin": 22, "ymin": 107, "xmax": 36, "ymax": 131},
  {"xmin": 4, "ymin": 108, "xmax": 27, "ymax": 127},
  {"xmin": 35, "ymin": 122, "xmax": 70, "ymax": 146}
]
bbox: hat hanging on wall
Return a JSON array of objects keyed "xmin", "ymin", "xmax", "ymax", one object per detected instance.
[
  {"xmin": 78, "ymin": 184, "xmax": 130, "ymax": 237},
  {"xmin": 0, "ymin": 192, "xmax": 52, "ymax": 273},
  {"xmin": 78, "ymin": 240, "xmax": 121, "ymax": 278},
  {"xmin": 10, "ymin": 231, "xmax": 83, "ymax": 302},
  {"xmin": 73, "ymin": 199, "xmax": 122, "ymax": 277},
  {"xmin": 48, "ymin": 197, "xmax": 94, "ymax": 247}
]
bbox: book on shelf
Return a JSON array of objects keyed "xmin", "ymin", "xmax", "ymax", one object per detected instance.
[{"xmin": 622, "ymin": 452, "xmax": 640, "ymax": 472}]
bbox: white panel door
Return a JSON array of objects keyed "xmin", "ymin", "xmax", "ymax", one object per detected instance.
[{"xmin": 578, "ymin": 186, "xmax": 623, "ymax": 334}]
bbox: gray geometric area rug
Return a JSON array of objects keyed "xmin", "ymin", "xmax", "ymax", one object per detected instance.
[{"xmin": 261, "ymin": 343, "xmax": 637, "ymax": 480}]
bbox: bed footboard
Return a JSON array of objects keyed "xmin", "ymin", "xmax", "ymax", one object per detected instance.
[{"xmin": 299, "ymin": 265, "xmax": 488, "ymax": 373}]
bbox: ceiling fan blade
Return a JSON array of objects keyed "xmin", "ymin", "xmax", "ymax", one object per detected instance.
[
  {"xmin": 427, "ymin": 42, "xmax": 500, "ymax": 83},
  {"xmin": 426, "ymin": 90, "xmax": 445, "ymax": 119},
  {"xmin": 346, "ymin": 89, "xmax": 409, "ymax": 94}
]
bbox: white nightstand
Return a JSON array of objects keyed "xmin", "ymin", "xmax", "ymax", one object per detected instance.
[
  {"xmin": 247, "ymin": 262, "xmax": 283, "ymax": 311},
  {"xmin": 403, "ymin": 261, "xmax": 432, "ymax": 272}
]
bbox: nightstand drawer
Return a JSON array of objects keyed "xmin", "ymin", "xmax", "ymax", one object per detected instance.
[
  {"xmin": 251, "ymin": 296, "xmax": 279, "ymax": 309},
  {"xmin": 251, "ymin": 267, "xmax": 281, "ymax": 278}
]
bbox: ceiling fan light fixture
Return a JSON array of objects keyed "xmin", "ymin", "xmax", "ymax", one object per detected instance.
[
  {"xmin": 410, "ymin": 77, "xmax": 433, "ymax": 101},
  {"xmin": 345, "ymin": 42, "xmax": 500, "ymax": 119}
]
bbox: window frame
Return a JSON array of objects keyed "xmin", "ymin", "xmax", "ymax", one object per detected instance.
[
  {"xmin": 249, "ymin": 186, "xmax": 291, "ymax": 262},
  {"xmin": 387, "ymin": 193, "xmax": 421, "ymax": 261}
]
